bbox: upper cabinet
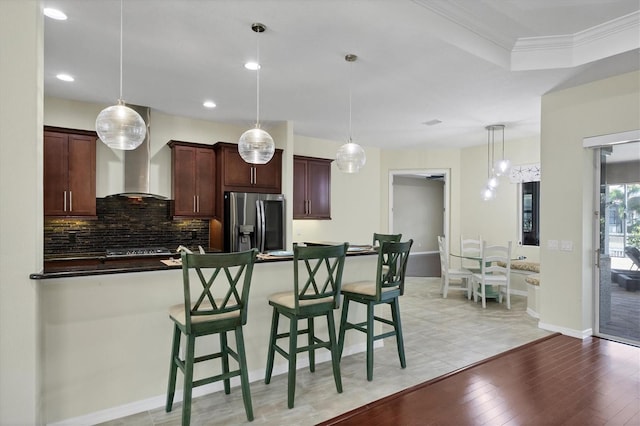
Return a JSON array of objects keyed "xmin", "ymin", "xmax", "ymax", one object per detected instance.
[
  {"xmin": 44, "ymin": 127, "xmax": 97, "ymax": 217},
  {"xmin": 168, "ymin": 141, "xmax": 215, "ymax": 218},
  {"xmin": 214, "ymin": 142, "xmax": 283, "ymax": 191},
  {"xmin": 293, "ymin": 155, "xmax": 332, "ymax": 219}
]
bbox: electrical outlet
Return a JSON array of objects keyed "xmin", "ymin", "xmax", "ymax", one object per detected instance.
[
  {"xmin": 547, "ymin": 239, "xmax": 558, "ymax": 250},
  {"xmin": 191, "ymin": 230, "xmax": 197, "ymax": 240},
  {"xmin": 68, "ymin": 232, "xmax": 76, "ymax": 243}
]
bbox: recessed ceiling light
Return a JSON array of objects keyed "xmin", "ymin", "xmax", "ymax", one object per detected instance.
[
  {"xmin": 44, "ymin": 8, "xmax": 67, "ymax": 20},
  {"xmin": 203, "ymin": 100, "xmax": 216, "ymax": 108},
  {"xmin": 56, "ymin": 73, "xmax": 74, "ymax": 82},
  {"xmin": 422, "ymin": 119, "xmax": 442, "ymax": 126},
  {"xmin": 244, "ymin": 61, "xmax": 260, "ymax": 71}
]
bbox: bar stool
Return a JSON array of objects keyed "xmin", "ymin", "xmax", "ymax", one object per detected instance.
[
  {"xmin": 338, "ymin": 239, "xmax": 413, "ymax": 381},
  {"xmin": 166, "ymin": 249, "xmax": 257, "ymax": 425},
  {"xmin": 264, "ymin": 243, "xmax": 348, "ymax": 408}
]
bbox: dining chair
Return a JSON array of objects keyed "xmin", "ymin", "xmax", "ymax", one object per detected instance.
[
  {"xmin": 373, "ymin": 232, "xmax": 402, "ymax": 247},
  {"xmin": 471, "ymin": 241, "xmax": 512, "ymax": 309},
  {"xmin": 264, "ymin": 242, "xmax": 348, "ymax": 409},
  {"xmin": 438, "ymin": 236, "xmax": 473, "ymax": 298},
  {"xmin": 338, "ymin": 239, "xmax": 413, "ymax": 381},
  {"xmin": 166, "ymin": 249, "xmax": 258, "ymax": 425},
  {"xmin": 460, "ymin": 235, "xmax": 482, "ymax": 271}
]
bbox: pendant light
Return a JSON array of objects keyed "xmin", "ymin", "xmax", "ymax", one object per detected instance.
[
  {"xmin": 482, "ymin": 125, "xmax": 501, "ymax": 201},
  {"xmin": 238, "ymin": 23, "xmax": 275, "ymax": 165},
  {"xmin": 95, "ymin": 0, "xmax": 146, "ymax": 151},
  {"xmin": 492, "ymin": 124, "xmax": 510, "ymax": 176},
  {"xmin": 336, "ymin": 54, "xmax": 366, "ymax": 173}
]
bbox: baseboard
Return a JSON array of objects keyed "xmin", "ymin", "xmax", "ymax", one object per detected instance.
[
  {"xmin": 538, "ymin": 321, "xmax": 592, "ymax": 339},
  {"xmin": 526, "ymin": 307, "xmax": 539, "ymax": 318},
  {"xmin": 47, "ymin": 341, "xmax": 379, "ymax": 426}
]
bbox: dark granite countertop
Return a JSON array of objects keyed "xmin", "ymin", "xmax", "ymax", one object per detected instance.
[{"xmin": 31, "ymin": 247, "xmax": 377, "ymax": 280}]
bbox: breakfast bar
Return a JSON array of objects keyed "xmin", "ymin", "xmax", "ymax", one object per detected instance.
[{"xmin": 36, "ymin": 249, "xmax": 378, "ymax": 422}]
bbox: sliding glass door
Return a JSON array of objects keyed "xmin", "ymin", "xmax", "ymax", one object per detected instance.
[{"xmin": 594, "ymin": 140, "xmax": 640, "ymax": 346}]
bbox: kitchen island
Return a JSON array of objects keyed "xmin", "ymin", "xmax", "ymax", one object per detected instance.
[{"xmin": 36, "ymin": 248, "xmax": 378, "ymax": 424}]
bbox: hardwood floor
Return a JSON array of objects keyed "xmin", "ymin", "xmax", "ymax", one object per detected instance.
[{"xmin": 318, "ymin": 334, "xmax": 640, "ymax": 426}]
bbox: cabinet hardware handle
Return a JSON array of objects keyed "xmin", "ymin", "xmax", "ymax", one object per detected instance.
[
  {"xmin": 63, "ymin": 191, "xmax": 67, "ymax": 212},
  {"xmin": 69, "ymin": 191, "xmax": 73, "ymax": 211},
  {"xmin": 196, "ymin": 195, "xmax": 200, "ymax": 212},
  {"xmin": 193, "ymin": 195, "xmax": 196, "ymax": 213},
  {"xmin": 308, "ymin": 199, "xmax": 311, "ymax": 215}
]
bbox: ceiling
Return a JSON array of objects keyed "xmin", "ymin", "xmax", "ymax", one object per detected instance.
[{"xmin": 43, "ymin": 0, "xmax": 640, "ymax": 151}]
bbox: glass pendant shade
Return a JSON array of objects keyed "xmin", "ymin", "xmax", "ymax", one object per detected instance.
[
  {"xmin": 482, "ymin": 185, "xmax": 496, "ymax": 201},
  {"xmin": 487, "ymin": 174, "xmax": 499, "ymax": 189},
  {"xmin": 494, "ymin": 158, "xmax": 511, "ymax": 176},
  {"xmin": 238, "ymin": 127, "xmax": 275, "ymax": 164},
  {"xmin": 336, "ymin": 141, "xmax": 366, "ymax": 173},
  {"xmin": 95, "ymin": 100, "xmax": 146, "ymax": 150}
]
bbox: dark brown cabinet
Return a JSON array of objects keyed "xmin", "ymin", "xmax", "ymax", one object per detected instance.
[
  {"xmin": 213, "ymin": 142, "xmax": 283, "ymax": 218},
  {"xmin": 44, "ymin": 128, "xmax": 96, "ymax": 217},
  {"xmin": 293, "ymin": 156, "xmax": 332, "ymax": 219},
  {"xmin": 168, "ymin": 141, "xmax": 215, "ymax": 218}
]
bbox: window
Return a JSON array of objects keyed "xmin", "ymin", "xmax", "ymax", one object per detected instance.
[{"xmin": 521, "ymin": 181, "xmax": 540, "ymax": 246}]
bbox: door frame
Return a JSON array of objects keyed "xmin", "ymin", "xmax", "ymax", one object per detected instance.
[{"xmin": 388, "ymin": 168, "xmax": 450, "ymax": 253}]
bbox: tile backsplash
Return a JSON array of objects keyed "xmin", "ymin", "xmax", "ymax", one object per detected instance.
[{"xmin": 44, "ymin": 197, "xmax": 209, "ymax": 257}]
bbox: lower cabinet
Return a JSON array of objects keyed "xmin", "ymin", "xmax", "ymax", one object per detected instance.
[{"xmin": 293, "ymin": 156, "xmax": 332, "ymax": 219}]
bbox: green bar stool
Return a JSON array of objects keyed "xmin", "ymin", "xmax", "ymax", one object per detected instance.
[
  {"xmin": 338, "ymin": 239, "xmax": 413, "ymax": 381},
  {"xmin": 166, "ymin": 249, "xmax": 258, "ymax": 425},
  {"xmin": 264, "ymin": 242, "xmax": 348, "ymax": 408},
  {"xmin": 372, "ymin": 232, "xmax": 402, "ymax": 248}
]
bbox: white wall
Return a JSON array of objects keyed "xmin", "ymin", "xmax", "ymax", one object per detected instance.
[
  {"xmin": 539, "ymin": 70, "xmax": 640, "ymax": 336},
  {"xmin": 0, "ymin": 1, "xmax": 42, "ymax": 424}
]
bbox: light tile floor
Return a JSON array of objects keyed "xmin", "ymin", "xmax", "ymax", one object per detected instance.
[{"xmin": 99, "ymin": 277, "xmax": 551, "ymax": 426}]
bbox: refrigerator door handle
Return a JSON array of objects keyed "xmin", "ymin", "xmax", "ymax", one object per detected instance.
[{"xmin": 257, "ymin": 200, "xmax": 266, "ymax": 252}]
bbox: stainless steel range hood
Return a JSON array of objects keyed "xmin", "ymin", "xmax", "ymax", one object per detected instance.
[{"xmin": 106, "ymin": 104, "xmax": 166, "ymax": 199}]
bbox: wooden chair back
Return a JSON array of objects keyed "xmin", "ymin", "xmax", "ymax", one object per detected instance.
[
  {"xmin": 375, "ymin": 240, "xmax": 413, "ymax": 298},
  {"xmin": 293, "ymin": 243, "xmax": 348, "ymax": 312},
  {"xmin": 180, "ymin": 249, "xmax": 257, "ymax": 333},
  {"xmin": 373, "ymin": 232, "xmax": 402, "ymax": 248}
]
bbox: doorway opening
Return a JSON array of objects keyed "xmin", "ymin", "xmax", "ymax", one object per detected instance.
[{"xmin": 389, "ymin": 169, "xmax": 449, "ymax": 277}]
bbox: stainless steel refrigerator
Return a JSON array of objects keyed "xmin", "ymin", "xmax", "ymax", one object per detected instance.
[{"xmin": 224, "ymin": 191, "xmax": 286, "ymax": 253}]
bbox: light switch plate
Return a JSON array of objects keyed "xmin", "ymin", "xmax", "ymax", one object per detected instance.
[
  {"xmin": 548, "ymin": 239, "xmax": 559, "ymax": 250},
  {"xmin": 560, "ymin": 240, "xmax": 573, "ymax": 251}
]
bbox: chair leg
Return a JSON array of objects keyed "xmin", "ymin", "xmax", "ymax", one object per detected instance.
[
  {"xmin": 264, "ymin": 307, "xmax": 279, "ymax": 385},
  {"xmin": 220, "ymin": 331, "xmax": 231, "ymax": 394},
  {"xmin": 182, "ymin": 334, "xmax": 196, "ymax": 426},
  {"xmin": 308, "ymin": 317, "xmax": 315, "ymax": 372},
  {"xmin": 481, "ymin": 283, "xmax": 487, "ymax": 309},
  {"xmin": 234, "ymin": 326, "xmax": 254, "ymax": 421},
  {"xmin": 337, "ymin": 297, "xmax": 350, "ymax": 361},
  {"xmin": 390, "ymin": 298, "xmax": 406, "ymax": 369},
  {"xmin": 443, "ymin": 274, "xmax": 449, "ymax": 298},
  {"xmin": 287, "ymin": 316, "xmax": 298, "ymax": 409},
  {"xmin": 166, "ymin": 324, "xmax": 181, "ymax": 412},
  {"xmin": 366, "ymin": 302, "xmax": 374, "ymax": 381},
  {"xmin": 326, "ymin": 311, "xmax": 342, "ymax": 393}
]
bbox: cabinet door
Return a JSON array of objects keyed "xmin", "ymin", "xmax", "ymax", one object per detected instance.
[
  {"xmin": 67, "ymin": 134, "xmax": 96, "ymax": 216},
  {"xmin": 44, "ymin": 132, "xmax": 69, "ymax": 216},
  {"xmin": 307, "ymin": 159, "xmax": 331, "ymax": 219},
  {"xmin": 194, "ymin": 148, "xmax": 215, "ymax": 216},
  {"xmin": 221, "ymin": 148, "xmax": 254, "ymax": 188},
  {"xmin": 253, "ymin": 150, "xmax": 282, "ymax": 191},
  {"xmin": 293, "ymin": 158, "xmax": 308, "ymax": 218},
  {"xmin": 172, "ymin": 145, "xmax": 197, "ymax": 216}
]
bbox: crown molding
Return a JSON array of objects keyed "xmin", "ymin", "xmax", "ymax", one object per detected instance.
[{"xmin": 511, "ymin": 11, "xmax": 640, "ymax": 70}]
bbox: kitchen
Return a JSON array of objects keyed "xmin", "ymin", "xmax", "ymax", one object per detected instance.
[{"xmin": 2, "ymin": 1, "xmax": 639, "ymax": 425}]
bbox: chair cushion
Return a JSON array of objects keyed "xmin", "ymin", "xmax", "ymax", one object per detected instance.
[
  {"xmin": 268, "ymin": 291, "xmax": 333, "ymax": 309},
  {"xmin": 169, "ymin": 300, "xmax": 240, "ymax": 326},
  {"xmin": 341, "ymin": 280, "xmax": 399, "ymax": 296},
  {"xmin": 525, "ymin": 274, "xmax": 540, "ymax": 286}
]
